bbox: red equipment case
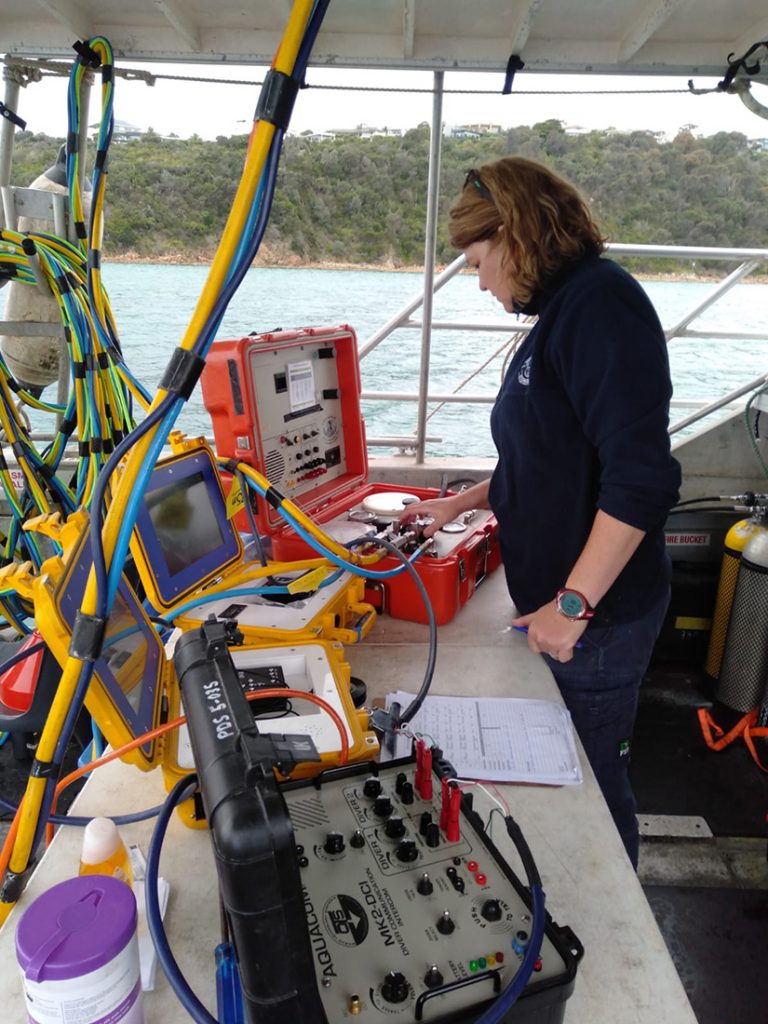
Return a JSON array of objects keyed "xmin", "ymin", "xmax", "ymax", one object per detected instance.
[{"xmin": 201, "ymin": 325, "xmax": 501, "ymax": 624}]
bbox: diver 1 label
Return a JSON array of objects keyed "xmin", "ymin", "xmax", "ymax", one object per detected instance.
[{"xmin": 323, "ymin": 894, "xmax": 369, "ymax": 947}]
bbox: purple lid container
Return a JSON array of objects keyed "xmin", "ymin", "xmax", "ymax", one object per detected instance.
[{"xmin": 16, "ymin": 875, "xmax": 138, "ymax": 983}]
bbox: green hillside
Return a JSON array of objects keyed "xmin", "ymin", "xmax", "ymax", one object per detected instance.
[{"xmin": 9, "ymin": 122, "xmax": 768, "ymax": 271}]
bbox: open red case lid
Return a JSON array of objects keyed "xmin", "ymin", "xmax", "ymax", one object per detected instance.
[{"xmin": 201, "ymin": 325, "xmax": 369, "ymax": 536}]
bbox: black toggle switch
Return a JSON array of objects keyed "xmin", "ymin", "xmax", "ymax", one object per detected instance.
[
  {"xmin": 417, "ymin": 872, "xmax": 433, "ymax": 895},
  {"xmin": 437, "ymin": 910, "xmax": 455, "ymax": 935},
  {"xmin": 424, "ymin": 965, "xmax": 444, "ymax": 989}
]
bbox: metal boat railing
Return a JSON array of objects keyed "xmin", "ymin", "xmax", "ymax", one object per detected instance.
[{"xmin": 359, "ymin": 242, "xmax": 768, "ymax": 457}]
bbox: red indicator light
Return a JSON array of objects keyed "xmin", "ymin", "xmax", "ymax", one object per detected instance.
[{"xmin": 475, "ymin": 873, "xmax": 487, "ymax": 885}]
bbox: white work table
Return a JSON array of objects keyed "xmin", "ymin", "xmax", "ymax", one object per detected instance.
[{"xmin": 0, "ymin": 571, "xmax": 698, "ymax": 1023}]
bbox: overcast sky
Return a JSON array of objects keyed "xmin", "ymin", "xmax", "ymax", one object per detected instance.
[{"xmin": 10, "ymin": 63, "xmax": 768, "ymax": 142}]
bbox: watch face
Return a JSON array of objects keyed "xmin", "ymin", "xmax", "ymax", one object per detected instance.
[{"xmin": 559, "ymin": 591, "xmax": 586, "ymax": 617}]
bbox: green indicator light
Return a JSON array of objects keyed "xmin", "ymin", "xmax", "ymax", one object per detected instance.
[
  {"xmin": 478, "ymin": 957, "xmax": 487, "ymax": 969},
  {"xmin": 469, "ymin": 960, "xmax": 478, "ymax": 972}
]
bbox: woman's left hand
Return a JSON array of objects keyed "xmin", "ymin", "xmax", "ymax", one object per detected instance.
[{"xmin": 512, "ymin": 602, "xmax": 589, "ymax": 662}]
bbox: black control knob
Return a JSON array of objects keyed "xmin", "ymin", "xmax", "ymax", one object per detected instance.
[
  {"xmin": 400, "ymin": 781, "xmax": 414, "ymax": 805},
  {"xmin": 437, "ymin": 910, "xmax": 455, "ymax": 935},
  {"xmin": 396, "ymin": 839, "xmax": 418, "ymax": 862},
  {"xmin": 373, "ymin": 795, "xmax": 393, "ymax": 818},
  {"xmin": 419, "ymin": 811, "xmax": 433, "ymax": 835},
  {"xmin": 481, "ymin": 899, "xmax": 503, "ymax": 922},
  {"xmin": 424, "ymin": 823, "xmax": 440, "ymax": 848},
  {"xmin": 424, "ymin": 965, "xmax": 444, "ymax": 989},
  {"xmin": 363, "ymin": 777, "xmax": 382, "ymax": 798},
  {"xmin": 381, "ymin": 971, "xmax": 409, "ymax": 1004},
  {"xmin": 323, "ymin": 831, "xmax": 345, "ymax": 855},
  {"xmin": 417, "ymin": 872, "xmax": 434, "ymax": 895},
  {"xmin": 395, "ymin": 771, "xmax": 408, "ymax": 794},
  {"xmin": 384, "ymin": 816, "xmax": 406, "ymax": 839},
  {"xmin": 350, "ymin": 829, "xmax": 365, "ymax": 849}
]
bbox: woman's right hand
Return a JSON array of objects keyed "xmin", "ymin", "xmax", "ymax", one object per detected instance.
[{"xmin": 398, "ymin": 494, "xmax": 464, "ymax": 538}]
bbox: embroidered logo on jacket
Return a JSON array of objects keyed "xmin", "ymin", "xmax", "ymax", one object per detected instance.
[{"xmin": 517, "ymin": 356, "xmax": 532, "ymax": 386}]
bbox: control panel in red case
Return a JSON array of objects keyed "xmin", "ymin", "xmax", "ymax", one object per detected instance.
[{"xmin": 201, "ymin": 325, "xmax": 500, "ymax": 624}]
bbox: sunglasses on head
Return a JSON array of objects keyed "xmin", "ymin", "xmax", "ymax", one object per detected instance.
[{"xmin": 464, "ymin": 168, "xmax": 494, "ymax": 203}]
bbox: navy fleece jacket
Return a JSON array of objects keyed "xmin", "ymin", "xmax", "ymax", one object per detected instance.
[{"xmin": 488, "ymin": 255, "xmax": 681, "ymax": 624}]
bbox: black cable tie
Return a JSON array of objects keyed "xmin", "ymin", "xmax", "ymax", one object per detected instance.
[
  {"xmin": 78, "ymin": 441, "xmax": 90, "ymax": 458},
  {"xmin": 60, "ymin": 415, "xmax": 76, "ymax": 435},
  {"xmin": 90, "ymin": 437, "xmax": 103, "ymax": 454},
  {"xmin": 224, "ymin": 458, "xmax": 241, "ymax": 474},
  {"xmin": 502, "ymin": 54, "xmax": 525, "ymax": 94},
  {"xmin": 101, "ymin": 65, "xmax": 114, "ymax": 84},
  {"xmin": 55, "ymin": 273, "xmax": 71, "ymax": 295},
  {"xmin": 69, "ymin": 609, "xmax": 106, "ymax": 661},
  {"xmin": 6, "ymin": 378, "xmax": 19, "ymax": 393},
  {"xmin": 254, "ymin": 68, "xmax": 301, "ymax": 130},
  {"xmin": 102, "ymin": 437, "xmax": 114, "ymax": 455},
  {"xmin": 0, "ymin": 264, "xmax": 18, "ymax": 282},
  {"xmin": 88, "ymin": 249, "xmax": 101, "ymax": 271},
  {"xmin": 264, "ymin": 484, "xmax": 286, "ymax": 509},
  {"xmin": 21, "ymin": 238, "xmax": 37, "ymax": 257},
  {"xmin": 39, "ymin": 462, "xmax": 56, "ymax": 482},
  {"xmin": 74, "ymin": 221, "xmax": 88, "ymax": 240},
  {"xmin": 159, "ymin": 347, "xmax": 206, "ymax": 400},
  {"xmin": 63, "ymin": 325, "xmax": 72, "ymax": 346},
  {"xmin": 0, "ymin": 102, "xmax": 26, "ymax": 131},
  {"xmin": 97, "ymin": 351, "xmax": 110, "ymax": 369},
  {"xmin": 30, "ymin": 757, "xmax": 61, "ymax": 779},
  {"xmin": 66, "ymin": 130, "xmax": 79, "ymax": 156},
  {"xmin": 113, "ymin": 428, "xmax": 124, "ymax": 445},
  {"xmin": 73, "ymin": 39, "xmax": 102, "ymax": 69},
  {"xmin": 94, "ymin": 149, "xmax": 108, "ymax": 171},
  {"xmin": 0, "ymin": 866, "xmax": 36, "ymax": 903}
]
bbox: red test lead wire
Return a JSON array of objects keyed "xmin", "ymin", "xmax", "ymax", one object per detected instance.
[{"xmin": 446, "ymin": 783, "xmax": 461, "ymax": 843}]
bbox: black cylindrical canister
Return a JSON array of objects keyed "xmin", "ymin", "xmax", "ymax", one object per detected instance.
[{"xmin": 716, "ymin": 531, "xmax": 768, "ymax": 713}]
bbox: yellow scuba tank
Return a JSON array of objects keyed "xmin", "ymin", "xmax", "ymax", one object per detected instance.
[{"xmin": 704, "ymin": 512, "xmax": 768, "ymax": 681}]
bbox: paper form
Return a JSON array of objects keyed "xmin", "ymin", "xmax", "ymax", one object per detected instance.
[
  {"xmin": 287, "ymin": 359, "xmax": 316, "ymax": 412},
  {"xmin": 383, "ymin": 691, "xmax": 582, "ymax": 785}
]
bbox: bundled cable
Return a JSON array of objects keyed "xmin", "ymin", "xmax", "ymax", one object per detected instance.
[{"xmin": 1, "ymin": 0, "xmax": 331, "ymax": 925}]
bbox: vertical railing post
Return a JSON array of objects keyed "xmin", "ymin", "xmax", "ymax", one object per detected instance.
[
  {"xmin": 415, "ymin": 70, "xmax": 444, "ymax": 464},
  {"xmin": 0, "ymin": 68, "xmax": 22, "ymax": 227}
]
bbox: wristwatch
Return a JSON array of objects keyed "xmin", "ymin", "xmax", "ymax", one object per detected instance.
[{"xmin": 554, "ymin": 588, "xmax": 596, "ymax": 620}]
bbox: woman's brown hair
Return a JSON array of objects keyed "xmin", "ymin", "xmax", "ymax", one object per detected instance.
[{"xmin": 449, "ymin": 157, "xmax": 606, "ymax": 307}]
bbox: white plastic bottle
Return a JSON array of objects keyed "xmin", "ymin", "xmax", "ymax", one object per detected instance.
[{"xmin": 79, "ymin": 816, "xmax": 134, "ymax": 885}]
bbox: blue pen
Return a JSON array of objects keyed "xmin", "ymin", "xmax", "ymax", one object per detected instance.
[{"xmin": 512, "ymin": 625, "xmax": 585, "ymax": 650}]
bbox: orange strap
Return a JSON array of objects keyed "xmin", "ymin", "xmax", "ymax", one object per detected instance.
[{"xmin": 697, "ymin": 706, "xmax": 768, "ymax": 772}]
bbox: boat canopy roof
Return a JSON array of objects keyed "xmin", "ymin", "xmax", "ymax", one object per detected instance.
[{"xmin": 1, "ymin": 1, "xmax": 767, "ymax": 79}]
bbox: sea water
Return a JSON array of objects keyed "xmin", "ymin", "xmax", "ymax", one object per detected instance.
[{"xmin": 51, "ymin": 264, "xmax": 768, "ymax": 458}]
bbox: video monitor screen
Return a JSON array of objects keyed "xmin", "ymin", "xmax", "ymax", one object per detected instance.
[
  {"xmin": 56, "ymin": 533, "xmax": 162, "ymax": 755},
  {"xmin": 146, "ymin": 472, "xmax": 225, "ymax": 576},
  {"xmin": 133, "ymin": 449, "xmax": 241, "ymax": 607}
]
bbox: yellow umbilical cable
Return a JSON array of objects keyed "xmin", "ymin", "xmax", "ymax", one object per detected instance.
[
  {"xmin": 233, "ymin": 461, "xmax": 386, "ymax": 567},
  {"xmin": 0, "ymin": 0, "xmax": 316, "ymax": 924}
]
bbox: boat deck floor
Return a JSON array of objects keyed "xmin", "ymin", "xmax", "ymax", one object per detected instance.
[
  {"xmin": 1, "ymin": 654, "xmax": 765, "ymax": 1023},
  {"xmin": 633, "ymin": 661, "xmax": 768, "ymax": 1024}
]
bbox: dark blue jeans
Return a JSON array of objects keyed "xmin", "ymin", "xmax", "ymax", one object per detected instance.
[{"xmin": 542, "ymin": 586, "xmax": 670, "ymax": 869}]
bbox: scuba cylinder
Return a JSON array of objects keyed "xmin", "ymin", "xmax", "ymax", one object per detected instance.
[
  {"xmin": 0, "ymin": 146, "xmax": 91, "ymax": 390},
  {"xmin": 704, "ymin": 511, "xmax": 768, "ymax": 681},
  {"xmin": 716, "ymin": 530, "xmax": 768, "ymax": 713}
]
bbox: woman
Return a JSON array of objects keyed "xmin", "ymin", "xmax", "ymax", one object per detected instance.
[{"xmin": 402, "ymin": 157, "xmax": 681, "ymax": 867}]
